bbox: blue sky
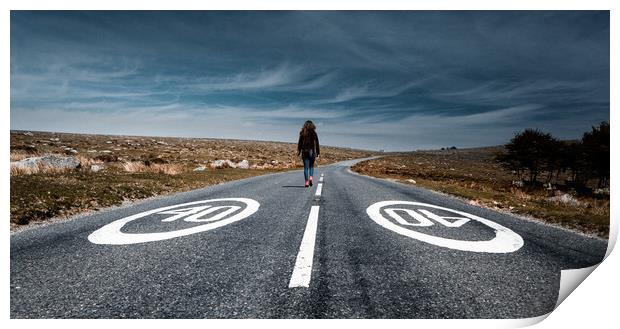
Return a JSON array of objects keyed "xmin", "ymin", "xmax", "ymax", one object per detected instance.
[{"xmin": 10, "ymin": 11, "xmax": 609, "ymax": 151}]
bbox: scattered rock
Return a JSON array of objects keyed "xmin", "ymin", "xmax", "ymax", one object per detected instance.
[
  {"xmin": 11, "ymin": 144, "xmax": 38, "ymax": 153},
  {"xmin": 211, "ymin": 159, "xmax": 237, "ymax": 169},
  {"xmin": 547, "ymin": 193, "xmax": 582, "ymax": 207},
  {"xmin": 594, "ymin": 188, "xmax": 610, "ymax": 196},
  {"xmin": 90, "ymin": 164, "xmax": 105, "ymax": 172},
  {"xmin": 12, "ymin": 155, "xmax": 80, "ymax": 171},
  {"xmin": 469, "ymin": 199, "xmax": 481, "ymax": 206},
  {"xmin": 193, "ymin": 165, "xmax": 207, "ymax": 172},
  {"xmin": 156, "ymin": 141, "xmax": 168, "ymax": 145},
  {"xmin": 237, "ymin": 160, "xmax": 250, "ymax": 169},
  {"xmin": 407, "ymin": 179, "xmax": 417, "ymax": 184},
  {"xmin": 44, "ymin": 155, "xmax": 81, "ymax": 169},
  {"xmin": 512, "ymin": 180, "xmax": 524, "ymax": 187},
  {"xmin": 63, "ymin": 147, "xmax": 78, "ymax": 154},
  {"xmin": 106, "ymin": 141, "xmax": 112, "ymax": 144},
  {"xmin": 23, "ymin": 131, "xmax": 34, "ymax": 136}
]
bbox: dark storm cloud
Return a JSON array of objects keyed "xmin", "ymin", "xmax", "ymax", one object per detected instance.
[{"xmin": 10, "ymin": 11, "xmax": 609, "ymax": 150}]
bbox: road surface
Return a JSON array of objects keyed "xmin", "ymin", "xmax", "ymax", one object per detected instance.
[{"xmin": 10, "ymin": 158, "xmax": 607, "ymax": 318}]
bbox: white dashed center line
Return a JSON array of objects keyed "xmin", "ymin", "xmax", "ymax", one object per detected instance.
[
  {"xmin": 315, "ymin": 183, "xmax": 323, "ymax": 196},
  {"xmin": 289, "ymin": 206, "xmax": 321, "ymax": 288},
  {"xmin": 319, "ymin": 176, "xmax": 324, "ymax": 182}
]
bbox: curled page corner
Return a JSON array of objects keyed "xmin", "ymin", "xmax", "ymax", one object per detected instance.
[
  {"xmin": 605, "ymin": 223, "xmax": 617, "ymax": 259},
  {"xmin": 503, "ymin": 313, "xmax": 551, "ymax": 328},
  {"xmin": 555, "ymin": 264, "xmax": 599, "ymax": 308},
  {"xmin": 506, "ymin": 264, "xmax": 601, "ymax": 328},
  {"xmin": 525, "ymin": 226, "xmax": 615, "ymax": 326}
]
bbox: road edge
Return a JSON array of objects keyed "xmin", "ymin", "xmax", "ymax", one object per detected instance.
[
  {"xmin": 10, "ymin": 157, "xmax": 372, "ymax": 236},
  {"xmin": 345, "ymin": 165, "xmax": 608, "ymax": 243},
  {"xmin": 9, "ymin": 169, "xmax": 294, "ymax": 235}
]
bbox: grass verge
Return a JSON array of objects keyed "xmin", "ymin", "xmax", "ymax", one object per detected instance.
[
  {"xmin": 11, "ymin": 130, "xmax": 377, "ymax": 230},
  {"xmin": 351, "ymin": 150, "xmax": 609, "ymax": 238},
  {"xmin": 10, "ymin": 168, "xmax": 284, "ymax": 230}
]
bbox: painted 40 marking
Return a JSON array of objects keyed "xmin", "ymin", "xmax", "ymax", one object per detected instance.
[
  {"xmin": 88, "ymin": 198, "xmax": 259, "ymax": 245},
  {"xmin": 88, "ymin": 197, "xmax": 523, "ymax": 255},
  {"xmin": 366, "ymin": 201, "xmax": 524, "ymax": 253}
]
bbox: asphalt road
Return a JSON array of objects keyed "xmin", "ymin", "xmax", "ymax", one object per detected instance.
[{"xmin": 10, "ymin": 158, "xmax": 607, "ymax": 318}]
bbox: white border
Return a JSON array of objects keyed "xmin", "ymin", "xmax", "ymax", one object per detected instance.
[
  {"xmin": 3, "ymin": 1, "xmax": 616, "ymax": 328},
  {"xmin": 0, "ymin": 0, "xmax": 616, "ymax": 10}
]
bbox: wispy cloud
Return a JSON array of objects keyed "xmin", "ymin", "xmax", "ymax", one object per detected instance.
[
  {"xmin": 186, "ymin": 64, "xmax": 302, "ymax": 91},
  {"xmin": 323, "ymin": 79, "xmax": 429, "ymax": 104},
  {"xmin": 455, "ymin": 104, "xmax": 544, "ymax": 125},
  {"xmin": 10, "ymin": 11, "xmax": 609, "ymax": 151},
  {"xmin": 438, "ymin": 79, "xmax": 599, "ymax": 105}
]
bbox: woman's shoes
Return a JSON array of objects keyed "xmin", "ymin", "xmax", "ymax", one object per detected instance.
[
  {"xmin": 309, "ymin": 176, "xmax": 313, "ymax": 186},
  {"xmin": 305, "ymin": 180, "xmax": 309, "ymax": 187}
]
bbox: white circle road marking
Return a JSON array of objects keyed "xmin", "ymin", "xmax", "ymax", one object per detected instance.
[
  {"xmin": 88, "ymin": 198, "xmax": 260, "ymax": 245},
  {"xmin": 366, "ymin": 201, "xmax": 524, "ymax": 253}
]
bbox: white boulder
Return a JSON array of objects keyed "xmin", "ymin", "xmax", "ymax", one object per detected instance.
[
  {"xmin": 547, "ymin": 193, "xmax": 582, "ymax": 207},
  {"xmin": 193, "ymin": 165, "xmax": 207, "ymax": 172},
  {"xmin": 237, "ymin": 160, "xmax": 249, "ymax": 169},
  {"xmin": 11, "ymin": 155, "xmax": 81, "ymax": 171},
  {"xmin": 210, "ymin": 159, "xmax": 237, "ymax": 169},
  {"xmin": 90, "ymin": 164, "xmax": 105, "ymax": 172}
]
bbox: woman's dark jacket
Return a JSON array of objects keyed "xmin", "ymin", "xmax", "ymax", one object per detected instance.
[{"xmin": 298, "ymin": 130, "xmax": 320, "ymax": 158}]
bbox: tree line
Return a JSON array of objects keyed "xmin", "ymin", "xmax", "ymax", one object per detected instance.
[{"xmin": 496, "ymin": 122, "xmax": 609, "ymax": 191}]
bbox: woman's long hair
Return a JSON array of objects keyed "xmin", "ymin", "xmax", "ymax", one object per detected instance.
[{"xmin": 300, "ymin": 120, "xmax": 316, "ymax": 138}]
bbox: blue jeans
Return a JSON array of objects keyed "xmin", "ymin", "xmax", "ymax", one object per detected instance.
[{"xmin": 303, "ymin": 155, "xmax": 315, "ymax": 181}]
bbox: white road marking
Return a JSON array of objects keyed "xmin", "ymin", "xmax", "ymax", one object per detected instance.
[
  {"xmin": 159, "ymin": 205, "xmax": 241, "ymax": 223},
  {"xmin": 319, "ymin": 176, "xmax": 324, "ymax": 182},
  {"xmin": 384, "ymin": 208, "xmax": 434, "ymax": 227},
  {"xmin": 289, "ymin": 206, "xmax": 321, "ymax": 288},
  {"xmin": 88, "ymin": 198, "xmax": 259, "ymax": 245},
  {"xmin": 315, "ymin": 183, "xmax": 323, "ymax": 196},
  {"xmin": 159, "ymin": 206, "xmax": 212, "ymax": 222},
  {"xmin": 417, "ymin": 209, "xmax": 470, "ymax": 228},
  {"xmin": 366, "ymin": 201, "xmax": 523, "ymax": 253}
]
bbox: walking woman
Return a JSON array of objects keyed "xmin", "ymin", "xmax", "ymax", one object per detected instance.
[{"xmin": 297, "ymin": 120, "xmax": 320, "ymax": 187}]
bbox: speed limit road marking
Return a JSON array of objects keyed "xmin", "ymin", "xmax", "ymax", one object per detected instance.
[
  {"xmin": 366, "ymin": 201, "xmax": 523, "ymax": 253},
  {"xmin": 88, "ymin": 198, "xmax": 259, "ymax": 245}
]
